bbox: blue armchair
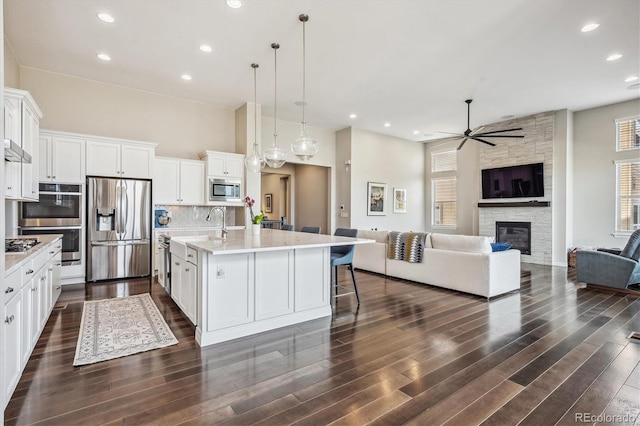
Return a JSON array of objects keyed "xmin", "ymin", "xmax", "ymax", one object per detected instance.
[{"xmin": 576, "ymin": 229, "xmax": 640, "ymax": 290}]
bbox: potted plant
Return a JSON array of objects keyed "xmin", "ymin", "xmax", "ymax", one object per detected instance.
[{"xmin": 244, "ymin": 196, "xmax": 264, "ymax": 235}]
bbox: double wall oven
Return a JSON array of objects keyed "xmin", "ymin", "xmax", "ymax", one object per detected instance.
[{"xmin": 20, "ymin": 183, "xmax": 83, "ymax": 266}]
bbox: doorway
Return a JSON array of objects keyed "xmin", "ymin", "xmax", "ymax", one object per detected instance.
[{"xmin": 261, "ymin": 163, "xmax": 329, "ymax": 233}]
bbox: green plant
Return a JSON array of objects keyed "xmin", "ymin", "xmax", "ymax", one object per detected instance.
[{"xmin": 244, "ymin": 196, "xmax": 264, "ymax": 224}]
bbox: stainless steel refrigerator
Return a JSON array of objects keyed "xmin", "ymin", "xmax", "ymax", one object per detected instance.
[{"xmin": 86, "ymin": 177, "xmax": 151, "ymax": 282}]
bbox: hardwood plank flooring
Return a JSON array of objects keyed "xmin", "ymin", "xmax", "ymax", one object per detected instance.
[{"xmin": 4, "ymin": 265, "xmax": 640, "ymax": 425}]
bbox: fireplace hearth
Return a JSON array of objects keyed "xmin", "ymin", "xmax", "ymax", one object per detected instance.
[{"xmin": 496, "ymin": 221, "xmax": 531, "ymax": 255}]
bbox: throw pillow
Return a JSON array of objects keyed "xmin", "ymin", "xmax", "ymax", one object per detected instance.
[{"xmin": 491, "ymin": 242, "xmax": 512, "ymax": 252}]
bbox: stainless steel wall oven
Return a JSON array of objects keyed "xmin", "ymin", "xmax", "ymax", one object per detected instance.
[{"xmin": 20, "ymin": 183, "xmax": 82, "ymax": 227}]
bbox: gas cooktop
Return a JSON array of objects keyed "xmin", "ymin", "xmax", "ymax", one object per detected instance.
[{"xmin": 5, "ymin": 238, "xmax": 41, "ymax": 253}]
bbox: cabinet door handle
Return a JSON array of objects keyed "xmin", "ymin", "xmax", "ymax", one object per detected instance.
[
  {"xmin": 56, "ymin": 263, "xmax": 61, "ymax": 266},
  {"xmin": 175, "ymin": 262, "xmax": 181, "ymax": 266},
  {"xmin": 56, "ymin": 245, "xmax": 61, "ymax": 249},
  {"xmin": 52, "ymin": 176, "xmax": 56, "ymax": 179},
  {"xmin": 5, "ymin": 287, "xmax": 14, "ymax": 294},
  {"xmin": 25, "ymin": 269, "xmax": 34, "ymax": 275},
  {"xmin": 56, "ymin": 286, "xmax": 61, "ymax": 290},
  {"xmin": 7, "ymin": 186, "xmax": 11, "ymax": 190},
  {"xmin": 50, "ymin": 251, "xmax": 55, "ymax": 254},
  {"xmin": 187, "ymin": 254, "xmax": 193, "ymax": 258},
  {"xmin": 4, "ymin": 315, "xmax": 15, "ymax": 325},
  {"xmin": 31, "ymin": 287, "xmax": 36, "ymax": 292},
  {"xmin": 47, "ymin": 175, "xmax": 51, "ymax": 178},
  {"xmin": 185, "ymin": 268, "xmax": 190, "ymax": 272},
  {"xmin": 41, "ymin": 276, "xmax": 47, "ymax": 282}
]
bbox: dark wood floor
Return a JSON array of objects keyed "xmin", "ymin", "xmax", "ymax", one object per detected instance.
[{"xmin": 4, "ymin": 265, "xmax": 640, "ymax": 425}]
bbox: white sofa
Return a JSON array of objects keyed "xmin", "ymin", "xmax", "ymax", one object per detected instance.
[{"xmin": 354, "ymin": 231, "xmax": 521, "ymax": 298}]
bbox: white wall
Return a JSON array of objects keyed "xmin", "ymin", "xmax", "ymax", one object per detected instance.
[
  {"xmin": 335, "ymin": 127, "xmax": 351, "ymax": 229},
  {"xmin": 18, "ymin": 67, "xmax": 236, "ymax": 159},
  {"xmin": 573, "ymin": 98, "xmax": 640, "ymax": 249},
  {"xmin": 261, "ymin": 173, "xmax": 283, "ymax": 220},
  {"xmin": 350, "ymin": 128, "xmax": 425, "ymax": 231},
  {"xmin": 3, "ymin": 36, "xmax": 17, "ymax": 87},
  {"xmin": 552, "ymin": 109, "xmax": 573, "ymax": 265}
]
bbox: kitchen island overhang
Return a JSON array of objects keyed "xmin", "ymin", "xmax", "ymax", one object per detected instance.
[{"xmin": 170, "ymin": 229, "xmax": 373, "ymax": 347}]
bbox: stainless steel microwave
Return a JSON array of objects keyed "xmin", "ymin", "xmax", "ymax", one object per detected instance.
[{"xmin": 208, "ymin": 178, "xmax": 241, "ymax": 202}]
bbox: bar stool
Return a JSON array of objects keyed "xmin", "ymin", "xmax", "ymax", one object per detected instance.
[
  {"xmin": 301, "ymin": 226, "xmax": 321, "ymax": 234},
  {"xmin": 331, "ymin": 228, "xmax": 359, "ymax": 306},
  {"xmin": 281, "ymin": 224, "xmax": 294, "ymax": 231}
]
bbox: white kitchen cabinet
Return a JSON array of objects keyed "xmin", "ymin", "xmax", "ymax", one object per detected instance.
[
  {"xmin": 4, "ymin": 88, "xmax": 43, "ymax": 201},
  {"xmin": 294, "ymin": 247, "xmax": 329, "ymax": 312},
  {"xmin": 154, "ymin": 157, "xmax": 204, "ymax": 205},
  {"xmin": 3, "ymin": 292, "xmax": 21, "ymax": 403},
  {"xmin": 199, "ymin": 151, "xmax": 244, "ymax": 179},
  {"xmin": 39, "ymin": 134, "xmax": 85, "ymax": 183},
  {"xmin": 21, "ymin": 102, "xmax": 40, "ymax": 200},
  {"xmin": 50, "ymin": 251, "xmax": 63, "ymax": 304},
  {"xmin": 170, "ymin": 245, "xmax": 198, "ymax": 325},
  {"xmin": 255, "ymin": 250, "xmax": 294, "ymax": 320},
  {"xmin": 86, "ymin": 139, "xmax": 155, "ymax": 179},
  {"xmin": 206, "ymin": 253, "xmax": 254, "ymax": 331},
  {"xmin": 4, "ymin": 97, "xmax": 21, "ymax": 199}
]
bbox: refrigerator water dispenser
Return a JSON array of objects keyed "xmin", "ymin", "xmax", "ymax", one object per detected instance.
[{"xmin": 96, "ymin": 207, "xmax": 115, "ymax": 231}]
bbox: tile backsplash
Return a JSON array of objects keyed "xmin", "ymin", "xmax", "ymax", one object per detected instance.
[{"xmin": 154, "ymin": 205, "xmax": 243, "ymax": 229}]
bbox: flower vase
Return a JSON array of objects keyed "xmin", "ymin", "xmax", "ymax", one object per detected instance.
[{"xmin": 252, "ymin": 224, "xmax": 261, "ymax": 236}]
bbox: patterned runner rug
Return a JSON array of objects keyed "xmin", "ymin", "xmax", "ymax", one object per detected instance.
[{"xmin": 73, "ymin": 293, "xmax": 178, "ymax": 366}]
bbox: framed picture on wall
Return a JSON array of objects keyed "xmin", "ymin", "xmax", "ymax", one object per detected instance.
[
  {"xmin": 265, "ymin": 193, "xmax": 272, "ymax": 213},
  {"xmin": 367, "ymin": 182, "xmax": 387, "ymax": 216},
  {"xmin": 393, "ymin": 188, "xmax": 407, "ymax": 213}
]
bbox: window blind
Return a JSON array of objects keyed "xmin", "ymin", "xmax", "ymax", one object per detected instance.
[
  {"xmin": 433, "ymin": 178, "xmax": 457, "ymax": 226},
  {"xmin": 616, "ymin": 117, "xmax": 640, "ymax": 151},
  {"xmin": 431, "ymin": 150, "xmax": 457, "ymax": 172},
  {"xmin": 617, "ymin": 161, "xmax": 640, "ymax": 232}
]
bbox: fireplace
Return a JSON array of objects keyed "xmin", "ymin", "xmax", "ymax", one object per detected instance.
[{"xmin": 496, "ymin": 221, "xmax": 531, "ymax": 255}]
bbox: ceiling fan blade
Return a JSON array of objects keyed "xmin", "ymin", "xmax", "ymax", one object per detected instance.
[
  {"xmin": 457, "ymin": 138, "xmax": 469, "ymax": 150},
  {"xmin": 472, "ymin": 137, "xmax": 496, "ymax": 147},
  {"xmin": 434, "ymin": 131, "xmax": 465, "ymax": 136},
  {"xmin": 477, "ymin": 127, "xmax": 523, "ymax": 135},
  {"xmin": 474, "ymin": 134, "xmax": 525, "ymax": 138},
  {"xmin": 417, "ymin": 135, "xmax": 463, "ymax": 143},
  {"xmin": 470, "ymin": 126, "xmax": 485, "ymax": 136}
]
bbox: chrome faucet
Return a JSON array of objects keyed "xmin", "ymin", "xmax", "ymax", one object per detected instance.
[{"xmin": 206, "ymin": 206, "xmax": 227, "ymax": 239}]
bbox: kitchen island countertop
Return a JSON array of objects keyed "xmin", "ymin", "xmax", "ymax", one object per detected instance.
[{"xmin": 171, "ymin": 228, "xmax": 372, "ymax": 256}]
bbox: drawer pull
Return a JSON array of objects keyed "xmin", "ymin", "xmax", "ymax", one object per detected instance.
[
  {"xmin": 56, "ymin": 245, "xmax": 61, "ymax": 249},
  {"xmin": 56, "ymin": 286, "xmax": 61, "ymax": 290},
  {"xmin": 26, "ymin": 269, "xmax": 34, "ymax": 275},
  {"xmin": 185, "ymin": 268, "xmax": 190, "ymax": 272},
  {"xmin": 5, "ymin": 287, "xmax": 14, "ymax": 294},
  {"xmin": 4, "ymin": 315, "xmax": 15, "ymax": 325},
  {"xmin": 41, "ymin": 276, "xmax": 47, "ymax": 282},
  {"xmin": 56, "ymin": 263, "xmax": 62, "ymax": 267},
  {"xmin": 50, "ymin": 251, "xmax": 55, "ymax": 254},
  {"xmin": 175, "ymin": 262, "xmax": 180, "ymax": 266},
  {"xmin": 187, "ymin": 254, "xmax": 193, "ymax": 258}
]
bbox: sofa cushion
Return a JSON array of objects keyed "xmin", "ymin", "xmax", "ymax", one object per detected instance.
[
  {"xmin": 358, "ymin": 230, "xmax": 389, "ymax": 244},
  {"xmin": 620, "ymin": 229, "xmax": 640, "ymax": 260},
  {"xmin": 491, "ymin": 242, "xmax": 512, "ymax": 252},
  {"xmin": 430, "ymin": 233, "xmax": 492, "ymax": 254}
]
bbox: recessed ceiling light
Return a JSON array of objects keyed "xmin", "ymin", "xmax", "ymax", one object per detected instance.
[
  {"xmin": 581, "ymin": 23, "xmax": 599, "ymax": 32},
  {"xmin": 181, "ymin": 74, "xmax": 192, "ymax": 81},
  {"xmin": 625, "ymin": 76, "xmax": 639, "ymax": 82},
  {"xmin": 97, "ymin": 12, "xmax": 114, "ymax": 23},
  {"xmin": 200, "ymin": 44, "xmax": 212, "ymax": 53},
  {"xmin": 97, "ymin": 53, "xmax": 111, "ymax": 61},
  {"xmin": 349, "ymin": 114, "xmax": 357, "ymax": 119},
  {"xmin": 226, "ymin": 0, "xmax": 242, "ymax": 8},
  {"xmin": 607, "ymin": 53, "xmax": 623, "ymax": 61},
  {"xmin": 384, "ymin": 122, "xmax": 391, "ymax": 128},
  {"xmin": 413, "ymin": 130, "xmax": 420, "ymax": 135}
]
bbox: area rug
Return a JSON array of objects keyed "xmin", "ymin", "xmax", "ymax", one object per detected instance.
[{"xmin": 73, "ymin": 293, "xmax": 178, "ymax": 366}]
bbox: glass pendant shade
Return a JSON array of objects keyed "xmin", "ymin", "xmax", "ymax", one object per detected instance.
[
  {"xmin": 264, "ymin": 145, "xmax": 287, "ymax": 168},
  {"xmin": 291, "ymin": 14, "xmax": 318, "ymax": 161},
  {"xmin": 264, "ymin": 42, "xmax": 287, "ymax": 168},
  {"xmin": 245, "ymin": 143, "xmax": 264, "ymax": 173},
  {"xmin": 291, "ymin": 122, "xmax": 318, "ymax": 161},
  {"xmin": 245, "ymin": 63, "xmax": 264, "ymax": 173}
]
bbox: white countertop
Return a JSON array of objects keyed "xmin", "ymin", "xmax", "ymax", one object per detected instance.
[
  {"xmin": 5, "ymin": 235, "xmax": 63, "ymax": 274},
  {"xmin": 154, "ymin": 226, "xmax": 245, "ymax": 235},
  {"xmin": 172, "ymin": 228, "xmax": 373, "ymax": 255}
]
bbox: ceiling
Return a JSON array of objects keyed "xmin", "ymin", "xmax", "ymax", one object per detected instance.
[{"xmin": 4, "ymin": 0, "xmax": 640, "ymax": 142}]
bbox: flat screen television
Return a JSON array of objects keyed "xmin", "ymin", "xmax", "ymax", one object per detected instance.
[{"xmin": 481, "ymin": 162, "xmax": 544, "ymax": 199}]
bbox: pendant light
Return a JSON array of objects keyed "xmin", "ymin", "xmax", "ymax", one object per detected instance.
[
  {"xmin": 245, "ymin": 63, "xmax": 265, "ymax": 174},
  {"xmin": 263, "ymin": 43, "xmax": 287, "ymax": 168},
  {"xmin": 291, "ymin": 14, "xmax": 318, "ymax": 161}
]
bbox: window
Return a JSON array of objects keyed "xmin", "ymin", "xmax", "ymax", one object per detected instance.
[
  {"xmin": 616, "ymin": 117, "xmax": 640, "ymax": 151},
  {"xmin": 431, "ymin": 149, "xmax": 457, "ymax": 227},
  {"xmin": 433, "ymin": 178, "xmax": 457, "ymax": 226},
  {"xmin": 616, "ymin": 160, "xmax": 640, "ymax": 233}
]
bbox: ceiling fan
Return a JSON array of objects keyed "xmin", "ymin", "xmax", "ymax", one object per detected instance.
[{"xmin": 429, "ymin": 99, "xmax": 524, "ymax": 150}]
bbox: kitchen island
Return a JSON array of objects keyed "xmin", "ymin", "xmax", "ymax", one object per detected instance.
[{"xmin": 170, "ymin": 228, "xmax": 371, "ymax": 347}]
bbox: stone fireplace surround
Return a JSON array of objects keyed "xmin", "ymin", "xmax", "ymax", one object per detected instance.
[{"xmin": 478, "ymin": 111, "xmax": 555, "ymax": 265}]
